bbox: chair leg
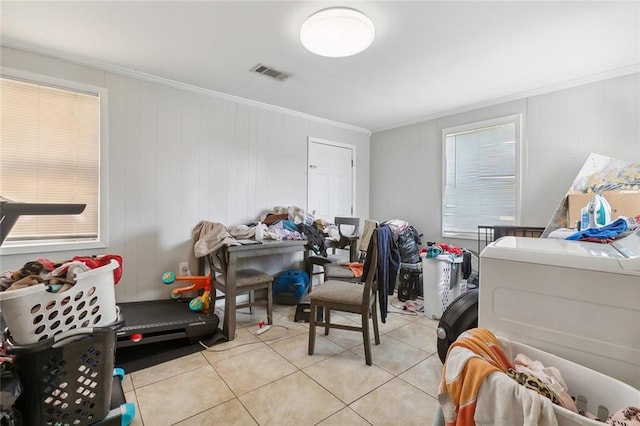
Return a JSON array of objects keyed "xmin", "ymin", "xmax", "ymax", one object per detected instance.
[
  {"xmin": 249, "ymin": 290, "xmax": 255, "ymax": 314},
  {"xmin": 267, "ymin": 284, "xmax": 273, "ymax": 325},
  {"xmin": 362, "ymin": 311, "xmax": 372, "ymax": 366},
  {"xmin": 308, "ymin": 301, "xmax": 317, "ymax": 355},
  {"xmin": 324, "ymin": 308, "xmax": 330, "ymax": 336},
  {"xmin": 372, "ymin": 301, "xmax": 380, "ymax": 345}
]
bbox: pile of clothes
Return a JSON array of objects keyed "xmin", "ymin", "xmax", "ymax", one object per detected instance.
[
  {"xmin": 0, "ymin": 255, "xmax": 123, "ymax": 293},
  {"xmin": 438, "ymin": 327, "xmax": 639, "ymax": 426},
  {"xmin": 192, "ymin": 205, "xmax": 347, "ymax": 259}
]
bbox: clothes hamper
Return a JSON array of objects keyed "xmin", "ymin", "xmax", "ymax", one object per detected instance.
[
  {"xmin": 435, "ymin": 336, "xmax": 640, "ymax": 426},
  {"xmin": 0, "ymin": 259, "xmax": 120, "ymax": 345},
  {"xmin": 6, "ymin": 318, "xmax": 123, "ymax": 426},
  {"xmin": 501, "ymin": 338, "xmax": 640, "ymax": 426},
  {"xmin": 422, "ymin": 254, "xmax": 463, "ymax": 319}
]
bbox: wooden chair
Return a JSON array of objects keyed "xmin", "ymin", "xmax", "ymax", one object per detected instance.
[
  {"xmin": 308, "ymin": 216, "xmax": 360, "ymax": 282},
  {"xmin": 207, "ymin": 248, "xmax": 274, "ymax": 325},
  {"xmin": 322, "ymin": 219, "xmax": 378, "ymax": 282},
  {"xmin": 308, "ymin": 228, "xmax": 380, "ymax": 365},
  {"xmin": 326, "ymin": 216, "xmax": 360, "ymax": 259}
]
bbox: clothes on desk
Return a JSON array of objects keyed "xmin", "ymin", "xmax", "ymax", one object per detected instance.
[
  {"xmin": 264, "ymin": 220, "xmax": 305, "ymax": 240},
  {"xmin": 227, "ymin": 224, "xmax": 256, "ymax": 239},
  {"xmin": 192, "ymin": 221, "xmax": 240, "ymax": 258},
  {"xmin": 297, "ymin": 223, "xmax": 328, "ymax": 256}
]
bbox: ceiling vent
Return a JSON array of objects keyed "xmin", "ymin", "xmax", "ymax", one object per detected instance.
[{"xmin": 250, "ymin": 63, "xmax": 293, "ymax": 81}]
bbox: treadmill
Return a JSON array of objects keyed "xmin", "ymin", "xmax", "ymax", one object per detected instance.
[
  {"xmin": 115, "ymin": 299, "xmax": 222, "ymax": 348},
  {"xmin": 0, "ymin": 198, "xmax": 223, "ymax": 349},
  {"xmin": 116, "ymin": 256, "xmax": 223, "ymax": 348}
]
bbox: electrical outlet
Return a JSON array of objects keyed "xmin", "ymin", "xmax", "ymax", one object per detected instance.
[{"xmin": 178, "ymin": 262, "xmax": 190, "ymax": 276}]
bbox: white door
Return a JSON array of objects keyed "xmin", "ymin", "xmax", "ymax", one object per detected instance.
[{"xmin": 307, "ymin": 137, "xmax": 355, "ymax": 223}]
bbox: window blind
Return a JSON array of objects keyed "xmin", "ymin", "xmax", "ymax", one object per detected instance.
[
  {"xmin": 442, "ymin": 119, "xmax": 517, "ymax": 237},
  {"xmin": 0, "ymin": 77, "xmax": 100, "ymax": 242}
]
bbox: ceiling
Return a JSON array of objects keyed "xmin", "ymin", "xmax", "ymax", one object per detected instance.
[{"xmin": 1, "ymin": 1, "xmax": 639, "ymax": 133}]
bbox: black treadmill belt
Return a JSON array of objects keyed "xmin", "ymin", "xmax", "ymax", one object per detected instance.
[
  {"xmin": 116, "ymin": 300, "xmax": 221, "ymax": 348},
  {"xmin": 119, "ymin": 300, "xmax": 207, "ymax": 329},
  {"xmin": 115, "ymin": 299, "xmax": 223, "ymax": 373}
]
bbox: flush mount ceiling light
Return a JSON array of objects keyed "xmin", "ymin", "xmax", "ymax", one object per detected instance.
[{"xmin": 300, "ymin": 7, "xmax": 375, "ymax": 58}]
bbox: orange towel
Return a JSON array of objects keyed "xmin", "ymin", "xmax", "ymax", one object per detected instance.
[
  {"xmin": 347, "ymin": 262, "xmax": 363, "ymax": 277},
  {"xmin": 439, "ymin": 328, "xmax": 513, "ymax": 426},
  {"xmin": 338, "ymin": 262, "xmax": 364, "ymax": 277}
]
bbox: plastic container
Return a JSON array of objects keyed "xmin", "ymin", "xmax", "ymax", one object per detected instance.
[
  {"xmin": 500, "ymin": 338, "xmax": 640, "ymax": 426},
  {"xmin": 434, "ymin": 335, "xmax": 640, "ymax": 426},
  {"xmin": 6, "ymin": 318, "xmax": 124, "ymax": 426},
  {"xmin": 422, "ymin": 254, "xmax": 463, "ymax": 320},
  {"xmin": 0, "ymin": 259, "xmax": 119, "ymax": 345}
]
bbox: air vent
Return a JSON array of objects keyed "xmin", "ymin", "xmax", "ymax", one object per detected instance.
[{"xmin": 250, "ymin": 63, "xmax": 293, "ymax": 81}]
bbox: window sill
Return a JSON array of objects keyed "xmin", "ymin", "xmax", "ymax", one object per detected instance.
[
  {"xmin": 0, "ymin": 240, "xmax": 108, "ymax": 256},
  {"xmin": 441, "ymin": 232, "xmax": 477, "ymax": 241}
]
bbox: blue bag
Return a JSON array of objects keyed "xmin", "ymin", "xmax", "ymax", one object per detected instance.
[{"xmin": 273, "ymin": 270, "xmax": 310, "ymax": 298}]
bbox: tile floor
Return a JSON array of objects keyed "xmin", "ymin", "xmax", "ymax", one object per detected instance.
[{"xmin": 120, "ymin": 293, "xmax": 443, "ymax": 426}]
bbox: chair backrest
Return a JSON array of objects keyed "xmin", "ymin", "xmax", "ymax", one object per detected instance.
[
  {"xmin": 358, "ymin": 219, "xmax": 379, "ymax": 253},
  {"xmin": 206, "ymin": 248, "xmax": 228, "ymax": 281},
  {"xmin": 362, "ymin": 229, "xmax": 379, "ymax": 304},
  {"xmin": 334, "ymin": 217, "xmax": 360, "ymax": 237}
]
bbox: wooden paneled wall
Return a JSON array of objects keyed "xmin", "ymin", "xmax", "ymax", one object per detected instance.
[{"xmin": 1, "ymin": 47, "xmax": 370, "ymax": 302}]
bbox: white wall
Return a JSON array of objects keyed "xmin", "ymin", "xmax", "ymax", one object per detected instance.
[
  {"xmin": 1, "ymin": 47, "xmax": 370, "ymax": 302},
  {"xmin": 371, "ymin": 72, "xmax": 640, "ymax": 250}
]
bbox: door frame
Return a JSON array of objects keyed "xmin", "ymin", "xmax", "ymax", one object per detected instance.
[{"xmin": 307, "ymin": 136, "xmax": 357, "ymax": 218}]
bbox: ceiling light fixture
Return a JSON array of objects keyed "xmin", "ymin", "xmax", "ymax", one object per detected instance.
[{"xmin": 300, "ymin": 7, "xmax": 375, "ymax": 58}]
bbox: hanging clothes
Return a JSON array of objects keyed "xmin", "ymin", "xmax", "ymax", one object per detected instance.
[{"xmin": 363, "ymin": 224, "xmax": 400, "ymax": 323}]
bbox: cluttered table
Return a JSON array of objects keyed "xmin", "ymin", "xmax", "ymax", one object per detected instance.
[{"xmin": 199, "ymin": 239, "xmax": 309, "ymax": 342}]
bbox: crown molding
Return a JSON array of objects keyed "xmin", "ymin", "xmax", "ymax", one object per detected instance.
[{"xmin": 1, "ymin": 41, "xmax": 371, "ymax": 136}]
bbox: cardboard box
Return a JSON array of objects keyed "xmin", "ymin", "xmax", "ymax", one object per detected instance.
[{"xmin": 567, "ymin": 190, "xmax": 640, "ymax": 226}]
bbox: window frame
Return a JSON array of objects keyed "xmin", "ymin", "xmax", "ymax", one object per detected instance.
[
  {"xmin": 441, "ymin": 114, "xmax": 522, "ymax": 240},
  {"xmin": 0, "ymin": 67, "xmax": 109, "ymax": 255}
]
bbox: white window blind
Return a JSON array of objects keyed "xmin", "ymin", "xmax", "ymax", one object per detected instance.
[
  {"xmin": 0, "ymin": 76, "xmax": 100, "ymax": 244},
  {"xmin": 442, "ymin": 116, "xmax": 519, "ymax": 238}
]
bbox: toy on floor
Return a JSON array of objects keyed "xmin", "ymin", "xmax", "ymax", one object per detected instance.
[{"xmin": 161, "ymin": 272, "xmax": 212, "ymax": 313}]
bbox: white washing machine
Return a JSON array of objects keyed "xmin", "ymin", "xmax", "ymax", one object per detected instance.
[{"xmin": 479, "ymin": 228, "xmax": 640, "ymax": 389}]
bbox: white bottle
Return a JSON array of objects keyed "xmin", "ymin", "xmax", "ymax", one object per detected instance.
[{"xmin": 255, "ymin": 223, "xmax": 266, "ymax": 240}]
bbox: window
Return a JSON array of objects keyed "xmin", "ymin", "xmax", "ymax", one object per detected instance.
[
  {"xmin": 0, "ymin": 73, "xmax": 106, "ymax": 253},
  {"xmin": 442, "ymin": 115, "xmax": 520, "ymax": 238}
]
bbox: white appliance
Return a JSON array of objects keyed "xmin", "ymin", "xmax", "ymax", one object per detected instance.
[{"xmin": 479, "ymin": 228, "xmax": 640, "ymax": 389}]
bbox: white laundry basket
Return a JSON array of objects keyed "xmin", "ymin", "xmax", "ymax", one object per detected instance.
[
  {"xmin": 434, "ymin": 337, "xmax": 640, "ymax": 426},
  {"xmin": 422, "ymin": 253, "xmax": 464, "ymax": 319},
  {"xmin": 0, "ymin": 259, "xmax": 119, "ymax": 345},
  {"xmin": 501, "ymin": 338, "xmax": 640, "ymax": 426}
]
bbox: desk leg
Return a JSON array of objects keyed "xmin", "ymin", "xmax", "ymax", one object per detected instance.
[
  {"xmin": 223, "ymin": 252, "xmax": 238, "ymax": 342},
  {"xmin": 303, "ymin": 249, "xmax": 312, "ymax": 293}
]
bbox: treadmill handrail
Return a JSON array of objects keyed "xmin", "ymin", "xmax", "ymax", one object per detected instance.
[{"xmin": 0, "ymin": 201, "xmax": 86, "ymax": 245}]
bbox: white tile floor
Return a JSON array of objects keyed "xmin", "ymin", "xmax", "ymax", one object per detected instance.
[{"xmin": 120, "ymin": 293, "xmax": 443, "ymax": 426}]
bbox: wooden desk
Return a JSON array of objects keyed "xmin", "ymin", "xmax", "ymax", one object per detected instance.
[{"xmin": 202, "ymin": 240, "xmax": 309, "ymax": 341}]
